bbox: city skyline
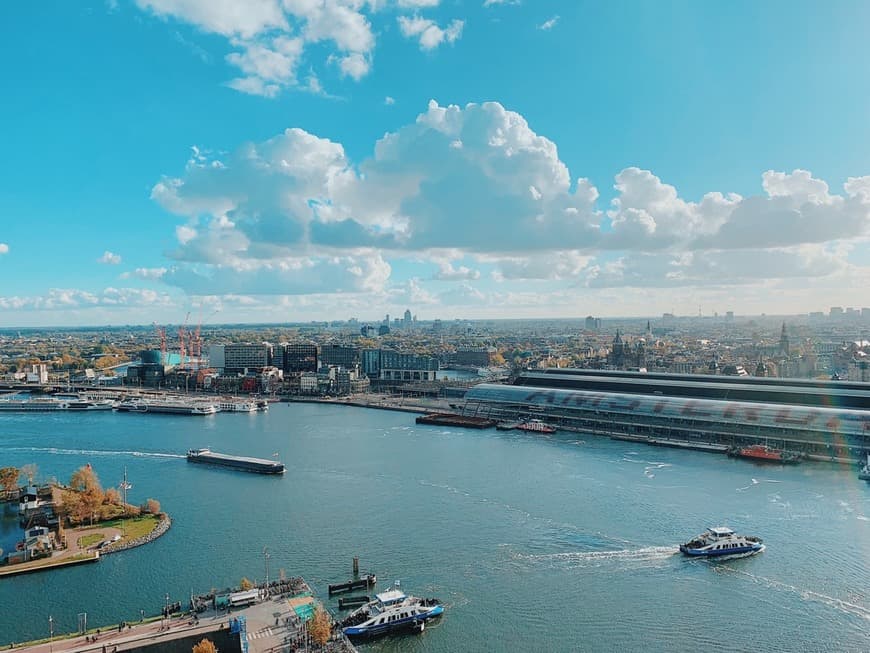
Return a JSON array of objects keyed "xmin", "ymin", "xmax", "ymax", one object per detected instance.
[{"xmin": 3, "ymin": 1, "xmax": 870, "ymax": 326}]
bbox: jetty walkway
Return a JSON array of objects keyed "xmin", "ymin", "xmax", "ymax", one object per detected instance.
[{"xmin": 7, "ymin": 582, "xmax": 356, "ymax": 653}]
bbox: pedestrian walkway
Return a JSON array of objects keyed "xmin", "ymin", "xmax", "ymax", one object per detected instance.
[{"xmin": 248, "ymin": 627, "xmax": 273, "ymax": 640}]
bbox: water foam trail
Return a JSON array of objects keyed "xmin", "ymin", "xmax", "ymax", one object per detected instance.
[
  {"xmin": 4, "ymin": 446, "xmax": 185, "ymax": 459},
  {"xmin": 514, "ymin": 545, "xmax": 678, "ymax": 565},
  {"xmin": 716, "ymin": 566, "xmax": 870, "ymax": 621}
]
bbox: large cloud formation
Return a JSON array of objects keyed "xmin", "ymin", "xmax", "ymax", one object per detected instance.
[{"xmin": 149, "ymin": 100, "xmax": 870, "ymax": 302}]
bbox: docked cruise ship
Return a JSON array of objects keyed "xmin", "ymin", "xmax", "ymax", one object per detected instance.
[
  {"xmin": 0, "ymin": 396, "xmax": 114, "ymax": 411},
  {"xmin": 116, "ymin": 398, "xmax": 217, "ymax": 415}
]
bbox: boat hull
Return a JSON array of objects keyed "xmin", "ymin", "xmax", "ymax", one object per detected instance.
[
  {"xmin": 679, "ymin": 543, "xmax": 765, "ymax": 557},
  {"xmin": 344, "ymin": 605, "xmax": 443, "ymax": 639},
  {"xmin": 187, "ymin": 451, "xmax": 285, "ymax": 474}
]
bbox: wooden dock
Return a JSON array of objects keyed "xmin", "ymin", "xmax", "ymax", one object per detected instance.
[{"xmin": 328, "ymin": 574, "xmax": 376, "ymax": 595}]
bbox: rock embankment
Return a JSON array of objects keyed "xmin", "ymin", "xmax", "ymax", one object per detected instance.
[{"xmin": 103, "ymin": 514, "xmax": 171, "ymax": 555}]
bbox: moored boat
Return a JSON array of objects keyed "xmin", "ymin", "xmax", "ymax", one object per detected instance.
[
  {"xmin": 116, "ymin": 398, "xmax": 217, "ymax": 415},
  {"xmin": 0, "ymin": 397, "xmax": 113, "ymax": 411},
  {"xmin": 729, "ymin": 444, "xmax": 801, "ymax": 463},
  {"xmin": 679, "ymin": 526, "xmax": 764, "ymax": 557},
  {"xmin": 341, "ymin": 582, "xmax": 443, "ymax": 640},
  {"xmin": 516, "ymin": 419, "xmax": 557, "ymax": 434},
  {"xmin": 859, "ymin": 454, "xmax": 870, "ymax": 481}
]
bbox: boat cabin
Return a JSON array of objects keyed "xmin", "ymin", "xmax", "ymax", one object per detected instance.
[
  {"xmin": 375, "ymin": 589, "xmax": 407, "ymax": 608},
  {"xmin": 707, "ymin": 527, "xmax": 735, "ymax": 539},
  {"xmin": 18, "ymin": 486, "xmax": 43, "ymax": 515}
]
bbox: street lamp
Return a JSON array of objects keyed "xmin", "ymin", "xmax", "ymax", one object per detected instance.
[
  {"xmin": 263, "ymin": 547, "xmax": 270, "ymax": 596},
  {"xmin": 140, "ymin": 609, "xmax": 145, "ymax": 622},
  {"xmin": 48, "ymin": 616, "xmax": 53, "ymax": 653}
]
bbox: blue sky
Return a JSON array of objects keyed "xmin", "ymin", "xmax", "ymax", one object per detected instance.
[{"xmin": 2, "ymin": 0, "xmax": 870, "ymax": 326}]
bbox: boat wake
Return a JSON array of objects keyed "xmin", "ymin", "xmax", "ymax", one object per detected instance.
[
  {"xmin": 510, "ymin": 545, "xmax": 678, "ymax": 569},
  {"xmin": 4, "ymin": 446, "xmax": 185, "ymax": 459},
  {"xmin": 715, "ymin": 566, "xmax": 870, "ymax": 621}
]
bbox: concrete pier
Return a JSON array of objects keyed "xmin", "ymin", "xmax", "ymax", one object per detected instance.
[{"xmin": 7, "ymin": 581, "xmax": 356, "ymax": 653}]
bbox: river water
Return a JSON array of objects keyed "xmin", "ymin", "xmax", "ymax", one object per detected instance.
[{"xmin": 1, "ymin": 403, "xmax": 869, "ymax": 651}]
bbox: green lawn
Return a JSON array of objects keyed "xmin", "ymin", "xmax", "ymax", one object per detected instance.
[
  {"xmin": 78, "ymin": 533, "xmax": 104, "ymax": 548},
  {"xmin": 99, "ymin": 515, "xmax": 160, "ymax": 542}
]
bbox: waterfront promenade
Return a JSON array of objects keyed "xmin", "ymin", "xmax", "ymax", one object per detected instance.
[{"xmin": 8, "ymin": 594, "xmax": 356, "ymax": 653}]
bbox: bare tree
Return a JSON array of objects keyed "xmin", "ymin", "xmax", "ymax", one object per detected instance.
[{"xmin": 20, "ymin": 464, "xmax": 38, "ymax": 485}]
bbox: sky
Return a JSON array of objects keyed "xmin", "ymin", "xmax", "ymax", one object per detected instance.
[{"xmin": 2, "ymin": 0, "xmax": 870, "ymax": 327}]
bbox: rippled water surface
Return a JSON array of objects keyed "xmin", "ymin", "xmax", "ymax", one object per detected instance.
[{"xmin": 1, "ymin": 403, "xmax": 869, "ymax": 651}]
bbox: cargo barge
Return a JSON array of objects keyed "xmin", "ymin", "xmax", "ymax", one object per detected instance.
[
  {"xmin": 415, "ymin": 413, "xmax": 496, "ymax": 429},
  {"xmin": 186, "ymin": 448, "xmax": 285, "ymax": 474}
]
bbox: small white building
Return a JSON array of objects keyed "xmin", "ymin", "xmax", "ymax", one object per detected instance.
[{"xmin": 25, "ymin": 364, "xmax": 49, "ymax": 384}]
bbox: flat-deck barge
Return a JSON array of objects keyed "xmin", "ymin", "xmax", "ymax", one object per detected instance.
[
  {"xmin": 186, "ymin": 448, "xmax": 285, "ymax": 474},
  {"xmin": 415, "ymin": 413, "xmax": 496, "ymax": 429}
]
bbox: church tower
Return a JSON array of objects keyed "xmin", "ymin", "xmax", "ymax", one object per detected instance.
[{"xmin": 779, "ymin": 322, "xmax": 790, "ymax": 356}]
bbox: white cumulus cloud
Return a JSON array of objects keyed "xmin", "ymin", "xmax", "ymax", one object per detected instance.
[
  {"xmin": 98, "ymin": 251, "xmax": 122, "ymax": 265},
  {"xmin": 148, "ymin": 100, "xmax": 870, "ymax": 295},
  {"xmin": 538, "ymin": 15, "xmax": 559, "ymax": 30},
  {"xmin": 398, "ymin": 15, "xmax": 464, "ymax": 50},
  {"xmin": 135, "ymin": 0, "xmax": 383, "ymax": 97}
]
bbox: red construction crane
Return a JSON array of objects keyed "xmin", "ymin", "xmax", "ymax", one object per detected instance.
[
  {"xmin": 152, "ymin": 322, "xmax": 167, "ymax": 365},
  {"xmin": 179, "ymin": 312, "xmax": 190, "ymax": 367}
]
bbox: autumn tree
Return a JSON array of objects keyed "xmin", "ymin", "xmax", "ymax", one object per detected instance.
[
  {"xmin": 104, "ymin": 487, "xmax": 121, "ymax": 505},
  {"xmin": 70, "ymin": 465, "xmax": 102, "ymax": 493},
  {"xmin": 0, "ymin": 467, "xmax": 20, "ymax": 493},
  {"xmin": 192, "ymin": 638, "xmax": 217, "ymax": 653},
  {"xmin": 58, "ymin": 489, "xmax": 84, "ymax": 524},
  {"xmin": 142, "ymin": 498, "xmax": 161, "ymax": 514},
  {"xmin": 239, "ymin": 577, "xmax": 254, "ymax": 591},
  {"xmin": 307, "ymin": 605, "xmax": 332, "ymax": 646}
]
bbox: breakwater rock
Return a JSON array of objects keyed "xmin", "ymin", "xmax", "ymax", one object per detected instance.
[{"xmin": 103, "ymin": 514, "xmax": 171, "ymax": 555}]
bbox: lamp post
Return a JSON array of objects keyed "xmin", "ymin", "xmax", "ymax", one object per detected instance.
[
  {"xmin": 263, "ymin": 547, "xmax": 270, "ymax": 596},
  {"xmin": 48, "ymin": 616, "xmax": 53, "ymax": 653}
]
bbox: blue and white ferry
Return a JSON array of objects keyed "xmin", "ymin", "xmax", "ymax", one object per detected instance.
[
  {"xmin": 679, "ymin": 526, "xmax": 764, "ymax": 557},
  {"xmin": 341, "ymin": 582, "xmax": 444, "ymax": 639}
]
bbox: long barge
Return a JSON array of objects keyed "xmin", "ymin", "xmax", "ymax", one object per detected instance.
[
  {"xmin": 186, "ymin": 448, "xmax": 285, "ymax": 474},
  {"xmin": 415, "ymin": 413, "xmax": 496, "ymax": 429}
]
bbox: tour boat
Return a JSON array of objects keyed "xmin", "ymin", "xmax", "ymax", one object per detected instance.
[
  {"xmin": 859, "ymin": 454, "xmax": 870, "ymax": 481},
  {"xmin": 679, "ymin": 526, "xmax": 764, "ymax": 557},
  {"xmin": 729, "ymin": 444, "xmax": 801, "ymax": 463},
  {"xmin": 341, "ymin": 582, "xmax": 443, "ymax": 639},
  {"xmin": 516, "ymin": 419, "xmax": 557, "ymax": 434}
]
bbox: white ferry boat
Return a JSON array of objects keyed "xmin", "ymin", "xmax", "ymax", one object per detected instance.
[
  {"xmin": 116, "ymin": 398, "xmax": 148, "ymax": 412},
  {"xmin": 116, "ymin": 398, "xmax": 217, "ymax": 415},
  {"xmin": 341, "ymin": 583, "xmax": 444, "ymax": 639},
  {"xmin": 679, "ymin": 526, "xmax": 764, "ymax": 557},
  {"xmin": 218, "ymin": 400, "xmax": 258, "ymax": 413}
]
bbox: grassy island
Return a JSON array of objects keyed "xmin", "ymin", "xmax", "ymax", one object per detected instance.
[{"xmin": 0, "ymin": 464, "xmax": 169, "ymax": 576}]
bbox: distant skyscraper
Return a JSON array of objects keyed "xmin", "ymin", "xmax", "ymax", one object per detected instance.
[{"xmin": 403, "ymin": 309, "xmax": 412, "ymax": 329}]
